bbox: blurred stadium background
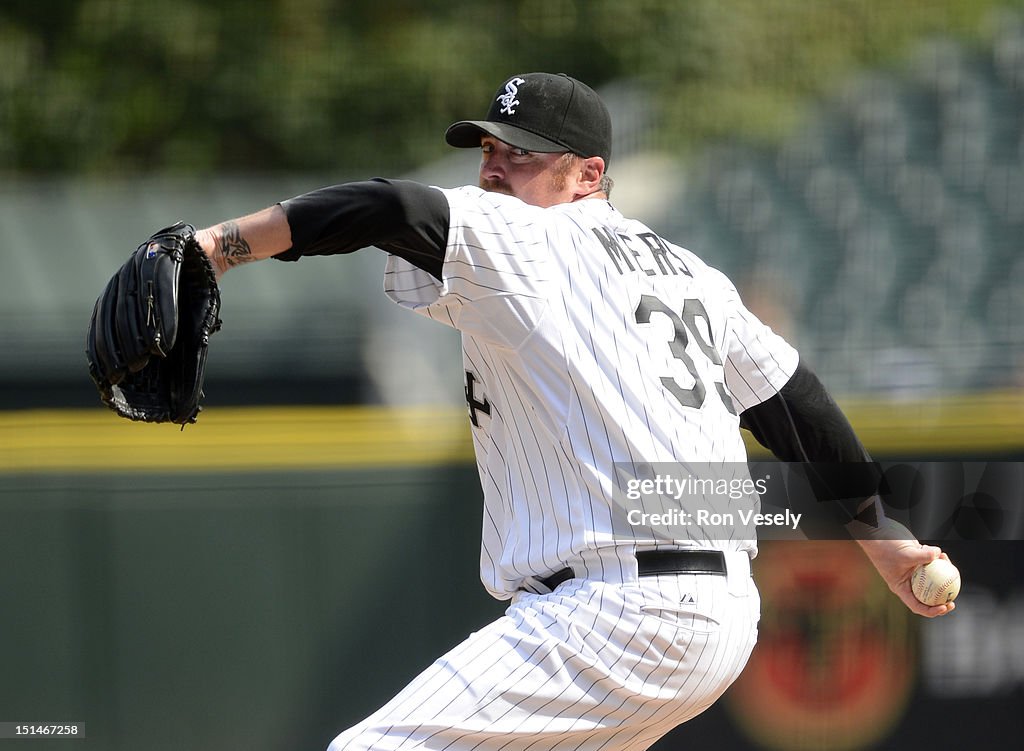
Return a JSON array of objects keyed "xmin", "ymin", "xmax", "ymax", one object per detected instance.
[{"xmin": 1, "ymin": 1, "xmax": 1022, "ymax": 750}]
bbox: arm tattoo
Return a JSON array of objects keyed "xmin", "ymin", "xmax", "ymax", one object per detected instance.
[{"xmin": 219, "ymin": 221, "xmax": 254, "ymax": 267}]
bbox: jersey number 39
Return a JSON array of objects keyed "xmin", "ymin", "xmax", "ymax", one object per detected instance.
[{"xmin": 634, "ymin": 295, "xmax": 736, "ymax": 415}]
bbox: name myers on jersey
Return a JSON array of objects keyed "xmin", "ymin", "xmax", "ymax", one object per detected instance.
[{"xmin": 592, "ymin": 226, "xmax": 693, "ymax": 278}]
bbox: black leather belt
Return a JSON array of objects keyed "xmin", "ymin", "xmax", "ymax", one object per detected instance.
[{"xmin": 535, "ymin": 550, "xmax": 727, "ymax": 592}]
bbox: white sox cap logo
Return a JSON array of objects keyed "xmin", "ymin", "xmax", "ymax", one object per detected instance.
[
  {"xmin": 496, "ymin": 77, "xmax": 526, "ymax": 116},
  {"xmin": 445, "ymin": 72, "xmax": 613, "ymax": 164}
]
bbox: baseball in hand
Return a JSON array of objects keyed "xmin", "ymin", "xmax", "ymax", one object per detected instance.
[{"xmin": 912, "ymin": 558, "xmax": 961, "ymax": 606}]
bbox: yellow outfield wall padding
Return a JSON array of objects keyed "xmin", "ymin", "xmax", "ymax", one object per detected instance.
[
  {"xmin": 0, "ymin": 405, "xmax": 476, "ymax": 473},
  {"xmin": 745, "ymin": 390, "xmax": 1024, "ymax": 457},
  {"xmin": 0, "ymin": 391, "xmax": 1021, "ymax": 473}
]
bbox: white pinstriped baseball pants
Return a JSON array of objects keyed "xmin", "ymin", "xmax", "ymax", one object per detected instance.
[{"xmin": 327, "ymin": 554, "xmax": 759, "ymax": 751}]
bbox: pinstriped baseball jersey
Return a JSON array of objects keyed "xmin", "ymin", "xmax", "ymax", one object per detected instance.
[{"xmin": 384, "ymin": 186, "xmax": 798, "ymax": 599}]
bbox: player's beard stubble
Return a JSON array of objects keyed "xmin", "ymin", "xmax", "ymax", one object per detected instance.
[
  {"xmin": 480, "ymin": 153, "xmax": 577, "ymax": 197},
  {"xmin": 479, "ymin": 176, "xmax": 514, "ymax": 195}
]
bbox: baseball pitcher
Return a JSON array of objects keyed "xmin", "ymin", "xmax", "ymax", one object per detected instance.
[{"xmin": 87, "ymin": 72, "xmax": 955, "ymax": 751}]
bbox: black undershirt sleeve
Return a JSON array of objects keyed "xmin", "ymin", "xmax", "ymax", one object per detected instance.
[
  {"xmin": 740, "ymin": 361, "xmax": 882, "ymax": 523},
  {"xmin": 274, "ymin": 178, "xmax": 450, "ymax": 281}
]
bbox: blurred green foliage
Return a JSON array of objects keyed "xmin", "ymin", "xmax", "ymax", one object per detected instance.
[{"xmin": 0, "ymin": 0, "xmax": 1018, "ymax": 176}]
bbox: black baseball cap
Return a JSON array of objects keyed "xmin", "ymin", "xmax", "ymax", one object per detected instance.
[{"xmin": 445, "ymin": 72, "xmax": 612, "ymax": 165}]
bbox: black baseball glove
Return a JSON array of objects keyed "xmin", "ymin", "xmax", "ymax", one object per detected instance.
[{"xmin": 86, "ymin": 222, "xmax": 222, "ymax": 425}]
